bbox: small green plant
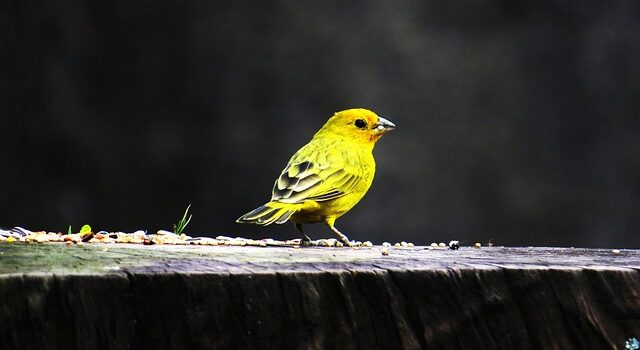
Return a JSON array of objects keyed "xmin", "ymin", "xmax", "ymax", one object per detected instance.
[
  {"xmin": 173, "ymin": 204, "xmax": 192, "ymax": 235},
  {"xmin": 67, "ymin": 225, "xmax": 72, "ymax": 235}
]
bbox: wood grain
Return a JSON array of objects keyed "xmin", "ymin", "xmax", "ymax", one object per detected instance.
[{"xmin": 1, "ymin": 244, "xmax": 639, "ymax": 349}]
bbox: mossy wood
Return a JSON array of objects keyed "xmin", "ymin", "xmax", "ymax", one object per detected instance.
[{"xmin": 1, "ymin": 244, "xmax": 639, "ymax": 349}]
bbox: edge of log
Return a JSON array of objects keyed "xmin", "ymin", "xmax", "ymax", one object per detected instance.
[{"xmin": 1, "ymin": 244, "xmax": 639, "ymax": 349}]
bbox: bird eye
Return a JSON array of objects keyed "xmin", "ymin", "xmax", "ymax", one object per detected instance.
[{"xmin": 354, "ymin": 119, "xmax": 367, "ymax": 129}]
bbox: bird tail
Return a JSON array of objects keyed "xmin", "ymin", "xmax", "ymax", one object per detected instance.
[{"xmin": 236, "ymin": 203, "xmax": 296, "ymax": 226}]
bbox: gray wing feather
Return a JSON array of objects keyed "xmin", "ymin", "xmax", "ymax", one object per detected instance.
[{"xmin": 271, "ymin": 160, "xmax": 357, "ymax": 203}]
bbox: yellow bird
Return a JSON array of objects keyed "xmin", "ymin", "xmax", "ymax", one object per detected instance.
[{"xmin": 237, "ymin": 108, "xmax": 395, "ymax": 246}]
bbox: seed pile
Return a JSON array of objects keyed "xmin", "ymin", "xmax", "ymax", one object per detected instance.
[{"xmin": 0, "ymin": 227, "xmax": 384, "ymax": 247}]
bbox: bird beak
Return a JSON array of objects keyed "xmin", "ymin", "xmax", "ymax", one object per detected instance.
[{"xmin": 373, "ymin": 117, "xmax": 396, "ymax": 134}]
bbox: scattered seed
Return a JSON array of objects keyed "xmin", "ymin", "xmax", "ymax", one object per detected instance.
[
  {"xmin": 1, "ymin": 226, "xmax": 385, "ymax": 249},
  {"xmin": 474, "ymin": 242, "xmax": 481, "ymax": 248},
  {"xmin": 612, "ymin": 249, "xmax": 621, "ymax": 254},
  {"xmin": 81, "ymin": 233, "xmax": 94, "ymax": 242}
]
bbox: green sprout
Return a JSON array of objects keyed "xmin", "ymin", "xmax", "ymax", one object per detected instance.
[
  {"xmin": 173, "ymin": 204, "xmax": 192, "ymax": 235},
  {"xmin": 68, "ymin": 225, "xmax": 72, "ymax": 235}
]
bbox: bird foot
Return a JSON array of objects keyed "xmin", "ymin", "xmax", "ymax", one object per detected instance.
[
  {"xmin": 300, "ymin": 235, "xmax": 313, "ymax": 247},
  {"xmin": 329, "ymin": 227, "xmax": 352, "ymax": 247},
  {"xmin": 340, "ymin": 239, "xmax": 353, "ymax": 247}
]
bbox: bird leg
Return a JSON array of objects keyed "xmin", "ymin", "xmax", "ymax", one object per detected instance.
[
  {"xmin": 328, "ymin": 225, "xmax": 352, "ymax": 247},
  {"xmin": 295, "ymin": 223, "xmax": 312, "ymax": 247}
]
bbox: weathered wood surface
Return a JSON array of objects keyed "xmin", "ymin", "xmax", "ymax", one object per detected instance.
[{"xmin": 1, "ymin": 244, "xmax": 639, "ymax": 349}]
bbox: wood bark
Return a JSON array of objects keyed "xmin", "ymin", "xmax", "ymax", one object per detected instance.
[{"xmin": 1, "ymin": 244, "xmax": 639, "ymax": 349}]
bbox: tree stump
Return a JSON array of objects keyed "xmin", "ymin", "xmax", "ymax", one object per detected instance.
[{"xmin": 1, "ymin": 243, "xmax": 639, "ymax": 349}]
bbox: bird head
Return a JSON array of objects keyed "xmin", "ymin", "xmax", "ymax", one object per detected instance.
[{"xmin": 316, "ymin": 108, "xmax": 395, "ymax": 145}]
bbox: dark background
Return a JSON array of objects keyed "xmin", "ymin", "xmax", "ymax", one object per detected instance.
[{"xmin": 2, "ymin": 1, "xmax": 639, "ymax": 248}]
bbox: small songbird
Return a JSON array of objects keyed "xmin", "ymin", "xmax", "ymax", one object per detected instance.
[{"xmin": 236, "ymin": 108, "xmax": 395, "ymax": 246}]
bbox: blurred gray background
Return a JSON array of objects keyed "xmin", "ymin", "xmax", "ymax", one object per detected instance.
[{"xmin": 2, "ymin": 1, "xmax": 639, "ymax": 248}]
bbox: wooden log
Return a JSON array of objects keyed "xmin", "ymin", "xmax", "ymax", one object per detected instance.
[{"xmin": 1, "ymin": 244, "xmax": 639, "ymax": 349}]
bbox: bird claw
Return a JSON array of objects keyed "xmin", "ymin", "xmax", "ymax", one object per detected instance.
[
  {"xmin": 340, "ymin": 238, "xmax": 353, "ymax": 247},
  {"xmin": 328, "ymin": 226, "xmax": 352, "ymax": 247},
  {"xmin": 300, "ymin": 235, "xmax": 312, "ymax": 247}
]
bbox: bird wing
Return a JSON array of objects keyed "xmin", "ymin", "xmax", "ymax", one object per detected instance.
[{"xmin": 271, "ymin": 145, "xmax": 363, "ymax": 204}]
